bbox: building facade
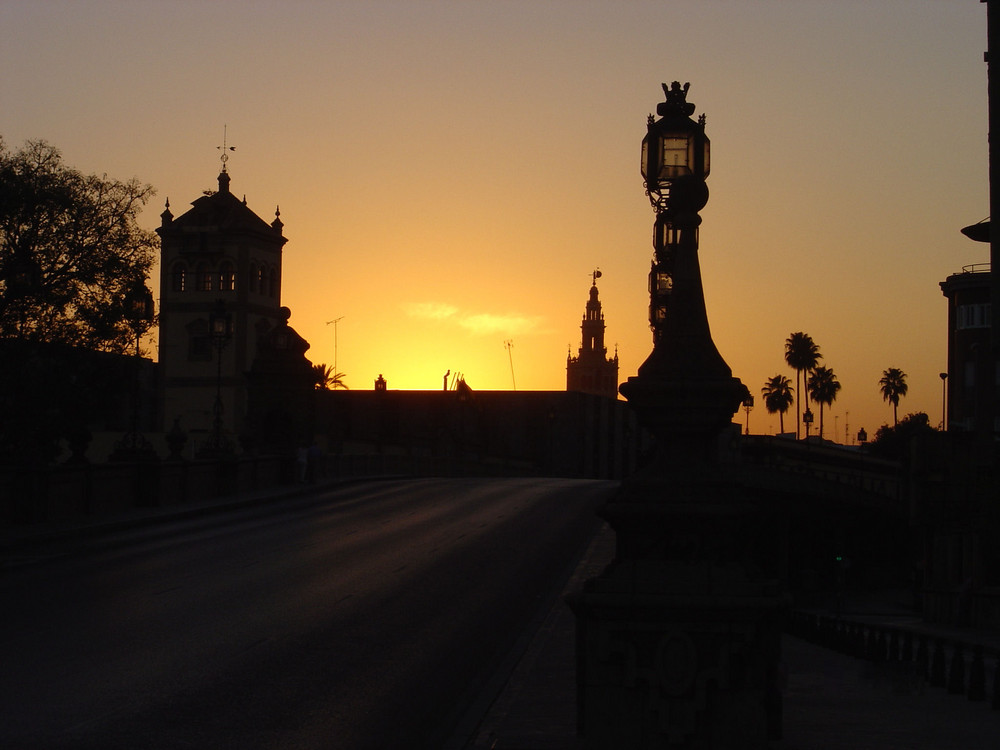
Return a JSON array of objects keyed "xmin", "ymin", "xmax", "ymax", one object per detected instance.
[
  {"xmin": 939, "ymin": 263, "xmax": 997, "ymax": 434},
  {"xmin": 566, "ymin": 271, "xmax": 619, "ymax": 400},
  {"xmin": 156, "ymin": 169, "xmax": 290, "ymax": 448}
]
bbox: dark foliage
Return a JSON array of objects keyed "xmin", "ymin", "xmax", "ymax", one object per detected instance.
[
  {"xmin": 867, "ymin": 412, "xmax": 935, "ymax": 461},
  {"xmin": 0, "ymin": 138, "xmax": 157, "ymax": 354}
]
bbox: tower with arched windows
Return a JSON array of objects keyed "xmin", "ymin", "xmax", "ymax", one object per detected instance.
[
  {"xmin": 567, "ymin": 271, "xmax": 619, "ymax": 400},
  {"xmin": 156, "ymin": 169, "xmax": 289, "ymax": 447}
]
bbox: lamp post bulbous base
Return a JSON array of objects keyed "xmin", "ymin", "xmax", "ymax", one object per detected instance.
[{"xmin": 620, "ymin": 371, "xmax": 748, "ymax": 468}]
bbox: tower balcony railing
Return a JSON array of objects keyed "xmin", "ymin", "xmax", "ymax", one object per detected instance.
[{"xmin": 960, "ymin": 263, "xmax": 991, "ymax": 274}]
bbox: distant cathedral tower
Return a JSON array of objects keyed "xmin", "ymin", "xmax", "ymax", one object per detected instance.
[
  {"xmin": 156, "ymin": 162, "xmax": 291, "ymax": 445},
  {"xmin": 567, "ymin": 270, "xmax": 619, "ymax": 399}
]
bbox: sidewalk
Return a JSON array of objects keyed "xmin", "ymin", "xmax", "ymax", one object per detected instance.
[{"xmin": 465, "ymin": 524, "xmax": 1000, "ymax": 750}]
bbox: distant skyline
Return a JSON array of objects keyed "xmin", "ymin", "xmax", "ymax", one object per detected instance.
[{"xmin": 1, "ymin": 1, "xmax": 989, "ymax": 438}]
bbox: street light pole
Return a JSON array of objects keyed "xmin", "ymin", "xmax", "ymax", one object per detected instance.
[
  {"xmin": 571, "ymin": 83, "xmax": 782, "ymax": 749},
  {"xmin": 111, "ymin": 282, "xmax": 156, "ymax": 461},
  {"xmin": 326, "ymin": 316, "xmax": 344, "ymax": 375},
  {"xmin": 198, "ymin": 299, "xmax": 233, "ymax": 458},
  {"xmin": 940, "ymin": 371, "xmax": 948, "ymax": 430}
]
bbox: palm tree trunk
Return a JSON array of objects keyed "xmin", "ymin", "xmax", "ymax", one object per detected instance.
[{"xmin": 795, "ymin": 370, "xmax": 802, "ymax": 439}]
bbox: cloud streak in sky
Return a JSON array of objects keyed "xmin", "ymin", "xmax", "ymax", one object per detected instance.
[
  {"xmin": 405, "ymin": 302, "xmax": 459, "ymax": 320},
  {"xmin": 405, "ymin": 302, "xmax": 544, "ymax": 335}
]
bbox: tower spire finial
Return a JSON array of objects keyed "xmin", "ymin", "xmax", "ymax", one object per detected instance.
[{"xmin": 217, "ymin": 124, "xmax": 236, "ymax": 173}]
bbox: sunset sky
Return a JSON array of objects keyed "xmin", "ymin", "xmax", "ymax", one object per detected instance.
[{"xmin": 1, "ymin": 1, "xmax": 990, "ymax": 439}]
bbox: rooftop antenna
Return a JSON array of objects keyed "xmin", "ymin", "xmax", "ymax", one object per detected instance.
[
  {"xmin": 325, "ymin": 316, "xmax": 344, "ymax": 375},
  {"xmin": 504, "ymin": 340, "xmax": 516, "ymax": 391},
  {"xmin": 217, "ymin": 124, "xmax": 236, "ymax": 172}
]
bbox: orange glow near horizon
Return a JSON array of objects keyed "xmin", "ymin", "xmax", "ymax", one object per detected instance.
[{"xmin": 1, "ymin": 1, "xmax": 988, "ymax": 440}]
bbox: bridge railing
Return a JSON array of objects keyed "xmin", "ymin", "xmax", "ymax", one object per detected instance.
[
  {"xmin": 787, "ymin": 610, "xmax": 1000, "ymax": 709},
  {"xmin": 740, "ymin": 435, "xmax": 903, "ymax": 508}
]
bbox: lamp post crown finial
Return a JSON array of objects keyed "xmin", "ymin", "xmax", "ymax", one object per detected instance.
[{"xmin": 657, "ymin": 81, "xmax": 696, "ymax": 118}]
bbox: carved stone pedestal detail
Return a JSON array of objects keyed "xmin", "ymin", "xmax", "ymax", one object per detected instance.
[{"xmin": 569, "ymin": 475, "xmax": 787, "ymax": 749}]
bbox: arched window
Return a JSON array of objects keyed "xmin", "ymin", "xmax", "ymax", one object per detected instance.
[
  {"xmin": 219, "ymin": 261, "xmax": 236, "ymax": 292},
  {"xmin": 171, "ymin": 261, "xmax": 188, "ymax": 292},
  {"xmin": 249, "ymin": 263, "xmax": 258, "ymax": 293},
  {"xmin": 197, "ymin": 262, "xmax": 214, "ymax": 292},
  {"xmin": 268, "ymin": 267, "xmax": 278, "ymax": 298}
]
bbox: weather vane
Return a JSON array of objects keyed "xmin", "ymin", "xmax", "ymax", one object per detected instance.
[
  {"xmin": 592, "ymin": 268, "xmax": 602, "ymax": 285},
  {"xmin": 217, "ymin": 124, "xmax": 236, "ymax": 172}
]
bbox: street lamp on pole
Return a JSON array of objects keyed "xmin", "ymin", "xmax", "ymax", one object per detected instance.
[
  {"xmin": 743, "ymin": 394, "xmax": 754, "ymax": 435},
  {"xmin": 112, "ymin": 281, "xmax": 156, "ymax": 461},
  {"xmin": 572, "ymin": 83, "xmax": 780, "ymax": 748},
  {"xmin": 199, "ymin": 299, "xmax": 233, "ymax": 457},
  {"xmin": 620, "ymin": 81, "xmax": 749, "ymax": 463},
  {"xmin": 939, "ymin": 371, "xmax": 948, "ymax": 430}
]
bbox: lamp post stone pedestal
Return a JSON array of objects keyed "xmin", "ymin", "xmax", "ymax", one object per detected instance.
[{"xmin": 569, "ymin": 83, "xmax": 787, "ymax": 749}]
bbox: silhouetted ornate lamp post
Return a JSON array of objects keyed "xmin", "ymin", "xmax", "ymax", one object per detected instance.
[
  {"xmin": 939, "ymin": 371, "xmax": 948, "ymax": 430},
  {"xmin": 199, "ymin": 299, "xmax": 234, "ymax": 458},
  {"xmin": 803, "ymin": 408, "xmax": 814, "ymax": 441},
  {"xmin": 112, "ymin": 281, "xmax": 156, "ymax": 461},
  {"xmin": 621, "ymin": 82, "xmax": 749, "ymax": 463},
  {"xmin": 570, "ymin": 83, "xmax": 784, "ymax": 749}
]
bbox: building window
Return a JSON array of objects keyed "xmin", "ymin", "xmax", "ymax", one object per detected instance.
[
  {"xmin": 171, "ymin": 262, "xmax": 187, "ymax": 292},
  {"xmin": 197, "ymin": 262, "xmax": 214, "ymax": 292},
  {"xmin": 964, "ymin": 360, "xmax": 975, "ymax": 390},
  {"xmin": 957, "ymin": 303, "xmax": 992, "ymax": 330},
  {"xmin": 219, "ymin": 262, "xmax": 235, "ymax": 292},
  {"xmin": 186, "ymin": 318, "xmax": 212, "ymax": 361},
  {"xmin": 249, "ymin": 263, "xmax": 258, "ymax": 293},
  {"xmin": 269, "ymin": 268, "xmax": 278, "ymax": 298}
]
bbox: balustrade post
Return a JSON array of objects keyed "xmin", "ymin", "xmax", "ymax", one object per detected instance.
[
  {"xmin": 917, "ymin": 636, "xmax": 930, "ymax": 681},
  {"xmin": 874, "ymin": 629, "xmax": 887, "ymax": 663},
  {"xmin": 888, "ymin": 630, "xmax": 900, "ymax": 662},
  {"xmin": 902, "ymin": 631, "xmax": 913, "ymax": 664},
  {"xmin": 992, "ymin": 655, "xmax": 1000, "ymax": 710},
  {"xmin": 931, "ymin": 639, "xmax": 946, "ymax": 687},
  {"xmin": 947, "ymin": 643, "xmax": 966, "ymax": 695},
  {"xmin": 968, "ymin": 645, "xmax": 986, "ymax": 701},
  {"xmin": 853, "ymin": 624, "xmax": 866, "ymax": 659}
]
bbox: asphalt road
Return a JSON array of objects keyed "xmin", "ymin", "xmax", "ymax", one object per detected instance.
[{"xmin": 0, "ymin": 477, "xmax": 616, "ymax": 749}]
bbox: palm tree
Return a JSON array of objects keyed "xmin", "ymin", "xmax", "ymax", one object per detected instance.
[
  {"xmin": 879, "ymin": 367, "xmax": 907, "ymax": 426},
  {"xmin": 313, "ymin": 363, "xmax": 348, "ymax": 390},
  {"xmin": 784, "ymin": 332, "xmax": 821, "ymax": 439},
  {"xmin": 807, "ymin": 365, "xmax": 841, "ymax": 440},
  {"xmin": 761, "ymin": 374, "xmax": 794, "ymax": 435}
]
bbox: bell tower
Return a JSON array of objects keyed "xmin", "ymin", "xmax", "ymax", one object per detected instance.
[
  {"xmin": 156, "ymin": 160, "xmax": 289, "ymax": 451},
  {"xmin": 567, "ymin": 270, "xmax": 619, "ymax": 399}
]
